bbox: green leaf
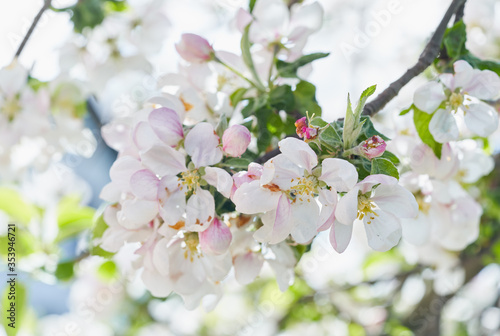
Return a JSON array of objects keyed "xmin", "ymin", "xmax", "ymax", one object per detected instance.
[
  {"xmin": 413, "ymin": 107, "xmax": 443, "ymax": 159},
  {"xmin": 2, "ymin": 281, "xmax": 27, "ymax": 336},
  {"xmin": 309, "ymin": 117, "xmax": 328, "ymax": 128},
  {"xmin": 219, "ymin": 157, "xmax": 253, "ymax": 169},
  {"xmin": 254, "ymin": 107, "xmax": 273, "ymax": 153},
  {"xmin": 293, "ymin": 81, "xmax": 322, "ymax": 116},
  {"xmin": 215, "ymin": 114, "xmax": 228, "ymax": 139},
  {"xmin": 355, "ymin": 85, "xmax": 377, "ymax": 119},
  {"xmin": 241, "ymin": 95, "xmax": 267, "ymax": 118},
  {"xmin": 359, "ymin": 116, "xmax": 390, "ymax": 142},
  {"xmin": 0, "ymin": 188, "xmax": 37, "ymax": 224},
  {"xmin": 380, "ymin": 151, "xmax": 400, "ymax": 166},
  {"xmin": 241, "ymin": 25, "xmax": 266, "ymax": 90},
  {"xmin": 97, "ymin": 260, "xmax": 118, "ymax": 281},
  {"xmin": 267, "ymin": 113, "xmax": 285, "ymax": 136},
  {"xmin": 230, "ymin": 88, "xmax": 248, "ymax": 107},
  {"xmin": 399, "ymin": 104, "xmax": 413, "ymax": 116},
  {"xmin": 56, "ymin": 196, "xmax": 95, "ymax": 242},
  {"xmin": 319, "ymin": 124, "xmax": 343, "ymax": 148},
  {"xmin": 55, "ymin": 261, "xmax": 75, "ymax": 281},
  {"xmin": 276, "ymin": 53, "xmax": 329, "ymax": 78},
  {"xmin": 443, "ymin": 20, "xmax": 467, "ymax": 59},
  {"xmin": 371, "ymin": 157, "xmax": 399, "ymax": 179},
  {"xmin": 269, "ymin": 85, "xmax": 295, "ymax": 111}
]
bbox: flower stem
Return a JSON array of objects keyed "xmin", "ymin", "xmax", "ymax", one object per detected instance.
[{"xmin": 215, "ymin": 57, "xmax": 266, "ymax": 92}]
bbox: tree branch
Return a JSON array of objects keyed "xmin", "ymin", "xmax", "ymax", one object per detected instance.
[
  {"xmin": 362, "ymin": 0, "xmax": 467, "ymax": 116},
  {"xmin": 14, "ymin": 0, "xmax": 52, "ymax": 59}
]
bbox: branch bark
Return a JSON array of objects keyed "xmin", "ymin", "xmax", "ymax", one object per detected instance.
[
  {"xmin": 14, "ymin": 0, "xmax": 52, "ymax": 59},
  {"xmin": 362, "ymin": 0, "xmax": 467, "ymax": 116}
]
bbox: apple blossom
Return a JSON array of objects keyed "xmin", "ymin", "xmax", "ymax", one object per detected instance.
[
  {"xmin": 295, "ymin": 117, "xmax": 318, "ymax": 140},
  {"xmin": 175, "ymin": 33, "xmax": 215, "ymax": 63},
  {"xmin": 199, "ymin": 218, "xmax": 232, "ymax": 255},
  {"xmin": 222, "ymin": 124, "xmax": 251, "ymax": 157},
  {"xmin": 413, "ymin": 60, "xmax": 500, "ymax": 142},
  {"xmin": 358, "ymin": 135, "xmax": 387, "ymax": 159}
]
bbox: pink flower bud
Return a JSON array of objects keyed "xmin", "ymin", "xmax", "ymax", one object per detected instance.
[
  {"xmin": 295, "ymin": 117, "xmax": 317, "ymax": 140},
  {"xmin": 199, "ymin": 218, "xmax": 232, "ymax": 255},
  {"xmin": 359, "ymin": 135, "xmax": 387, "ymax": 159},
  {"xmin": 222, "ymin": 125, "xmax": 251, "ymax": 157},
  {"xmin": 175, "ymin": 33, "xmax": 215, "ymax": 63}
]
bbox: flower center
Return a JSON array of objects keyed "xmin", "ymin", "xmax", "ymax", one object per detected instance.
[
  {"xmin": 1, "ymin": 96, "xmax": 21, "ymax": 121},
  {"xmin": 289, "ymin": 176, "xmax": 318, "ymax": 202},
  {"xmin": 183, "ymin": 232, "xmax": 200, "ymax": 262},
  {"xmin": 416, "ymin": 194, "xmax": 430, "ymax": 214},
  {"xmin": 357, "ymin": 194, "xmax": 378, "ymax": 223},
  {"xmin": 449, "ymin": 92, "xmax": 464, "ymax": 111},
  {"xmin": 179, "ymin": 169, "xmax": 200, "ymax": 194},
  {"xmin": 180, "ymin": 95, "xmax": 194, "ymax": 112}
]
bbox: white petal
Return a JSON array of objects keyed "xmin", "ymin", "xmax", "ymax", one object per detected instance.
[
  {"xmin": 204, "ymin": 167, "xmax": 233, "ymax": 198},
  {"xmin": 429, "ymin": 109, "xmax": 459, "ymax": 143},
  {"xmin": 184, "ymin": 122, "xmax": 223, "ymax": 168},
  {"xmin": 372, "ymin": 184, "xmax": 418, "ymax": 219},
  {"xmin": 413, "ymin": 81, "xmax": 446, "ymax": 113},
  {"xmin": 335, "ymin": 186, "xmax": 360, "ymax": 225},
  {"xmin": 233, "ymin": 252, "xmax": 264, "ymax": 285},
  {"xmin": 464, "ymin": 103, "xmax": 499, "ymax": 137},
  {"xmin": 254, "ymin": 194, "xmax": 292, "ymax": 244},
  {"xmin": 117, "ymin": 198, "xmax": 158, "ymax": 230},
  {"xmin": 265, "ymin": 154, "xmax": 302, "ymax": 190},
  {"xmin": 142, "ymin": 268, "xmax": 172, "ymax": 298},
  {"xmin": 109, "ymin": 156, "xmax": 142, "ymax": 191},
  {"xmin": 320, "ymin": 158, "xmax": 358, "ymax": 192},
  {"xmin": 401, "ymin": 213, "xmax": 430, "ymax": 246},
  {"xmin": 152, "ymin": 238, "xmax": 170, "ymax": 276},
  {"xmin": 149, "ymin": 107, "xmax": 184, "ymax": 146},
  {"xmin": 318, "ymin": 188, "xmax": 338, "ymax": 231},
  {"xmin": 130, "ymin": 169, "xmax": 160, "ymax": 201},
  {"xmin": 278, "ymin": 137, "xmax": 318, "ymax": 173},
  {"xmin": 185, "ymin": 188, "xmax": 215, "ymax": 232},
  {"xmin": 364, "ymin": 210, "xmax": 402, "ymax": 251},
  {"xmin": 133, "ymin": 121, "xmax": 161, "ymax": 152},
  {"xmin": 141, "ymin": 144, "xmax": 187, "ymax": 176},
  {"xmin": 233, "ymin": 180, "xmax": 281, "ymax": 214},
  {"xmin": 329, "ymin": 220, "xmax": 353, "ymax": 253},
  {"xmin": 290, "ymin": 197, "xmax": 320, "ymax": 244}
]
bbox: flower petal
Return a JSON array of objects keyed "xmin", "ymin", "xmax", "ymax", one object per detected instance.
[
  {"xmin": 290, "ymin": 196, "xmax": 320, "ymax": 244},
  {"xmin": 142, "ymin": 144, "xmax": 187, "ymax": 176},
  {"xmin": 254, "ymin": 194, "xmax": 292, "ymax": 244},
  {"xmin": 320, "ymin": 158, "xmax": 358, "ymax": 192},
  {"xmin": 184, "ymin": 122, "xmax": 223, "ymax": 168},
  {"xmin": 233, "ymin": 180, "xmax": 281, "ymax": 214},
  {"xmin": 149, "ymin": 107, "xmax": 184, "ymax": 146},
  {"xmin": 117, "ymin": 198, "xmax": 158, "ymax": 230},
  {"xmin": 429, "ymin": 109, "xmax": 459, "ymax": 143},
  {"xmin": 233, "ymin": 252, "xmax": 264, "ymax": 285},
  {"xmin": 335, "ymin": 186, "xmax": 360, "ymax": 225},
  {"xmin": 185, "ymin": 188, "xmax": 215, "ymax": 232},
  {"xmin": 199, "ymin": 218, "xmax": 232, "ymax": 255},
  {"xmin": 130, "ymin": 169, "xmax": 160, "ymax": 201},
  {"xmin": 372, "ymin": 184, "xmax": 418, "ymax": 219},
  {"xmin": 364, "ymin": 210, "xmax": 402, "ymax": 251},
  {"xmin": 329, "ymin": 220, "xmax": 353, "ymax": 253},
  {"xmin": 413, "ymin": 81, "xmax": 446, "ymax": 113},
  {"xmin": 278, "ymin": 137, "xmax": 318, "ymax": 173},
  {"xmin": 464, "ymin": 70, "xmax": 500, "ymax": 100},
  {"xmin": 464, "ymin": 103, "xmax": 499, "ymax": 137},
  {"xmin": 133, "ymin": 121, "xmax": 161, "ymax": 152},
  {"xmin": 204, "ymin": 167, "xmax": 233, "ymax": 198}
]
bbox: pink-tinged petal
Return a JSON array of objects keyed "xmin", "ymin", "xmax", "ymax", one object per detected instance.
[
  {"xmin": 320, "ymin": 158, "xmax": 358, "ymax": 192},
  {"xmin": 133, "ymin": 121, "xmax": 161, "ymax": 152},
  {"xmin": 290, "ymin": 196, "xmax": 320, "ymax": 244},
  {"xmin": 204, "ymin": 167, "xmax": 233, "ymax": 198},
  {"xmin": 464, "ymin": 70, "xmax": 500, "ymax": 100},
  {"xmin": 184, "ymin": 122, "xmax": 223, "ymax": 168},
  {"xmin": 175, "ymin": 33, "xmax": 214, "ymax": 63},
  {"xmin": 278, "ymin": 137, "xmax": 318, "ymax": 173},
  {"xmin": 109, "ymin": 156, "xmax": 143, "ymax": 191},
  {"xmin": 101, "ymin": 121, "xmax": 131, "ymax": 152},
  {"xmin": 410, "ymin": 144, "xmax": 438, "ymax": 176},
  {"xmin": 372, "ymin": 184, "xmax": 418, "ymax": 218},
  {"xmin": 130, "ymin": 169, "xmax": 160, "ymax": 201},
  {"xmin": 117, "ymin": 198, "xmax": 158, "ymax": 230},
  {"xmin": 233, "ymin": 180, "xmax": 281, "ymax": 214},
  {"xmin": 318, "ymin": 188, "xmax": 338, "ymax": 231},
  {"xmin": 222, "ymin": 124, "xmax": 251, "ymax": 157},
  {"xmin": 329, "ymin": 220, "xmax": 353, "ymax": 253},
  {"xmin": 266, "ymin": 154, "xmax": 303, "ymax": 190},
  {"xmin": 233, "ymin": 252, "xmax": 264, "ymax": 285},
  {"xmin": 429, "ymin": 109, "xmax": 459, "ymax": 143},
  {"xmin": 413, "ymin": 82, "xmax": 446, "ymax": 114},
  {"xmin": 335, "ymin": 186, "xmax": 360, "ymax": 225},
  {"xmin": 359, "ymin": 135, "xmax": 387, "ymax": 159},
  {"xmin": 235, "ymin": 8, "xmax": 253, "ymax": 32},
  {"xmin": 100, "ymin": 182, "xmax": 121, "ymax": 203},
  {"xmin": 199, "ymin": 218, "xmax": 232, "ymax": 255},
  {"xmin": 149, "ymin": 107, "xmax": 184, "ymax": 146},
  {"xmin": 185, "ymin": 188, "xmax": 215, "ymax": 232},
  {"xmin": 141, "ymin": 144, "xmax": 187, "ymax": 176},
  {"xmin": 254, "ymin": 195, "xmax": 293, "ymax": 244},
  {"xmin": 464, "ymin": 103, "xmax": 499, "ymax": 137},
  {"xmin": 358, "ymin": 174, "xmax": 398, "ymax": 194},
  {"xmin": 364, "ymin": 210, "xmax": 402, "ymax": 252},
  {"xmin": 142, "ymin": 268, "xmax": 172, "ymax": 297},
  {"xmin": 152, "ymin": 238, "xmax": 170, "ymax": 276}
]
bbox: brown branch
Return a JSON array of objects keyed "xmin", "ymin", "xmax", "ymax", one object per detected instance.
[
  {"xmin": 14, "ymin": 0, "xmax": 52, "ymax": 59},
  {"xmin": 362, "ymin": 0, "xmax": 467, "ymax": 116}
]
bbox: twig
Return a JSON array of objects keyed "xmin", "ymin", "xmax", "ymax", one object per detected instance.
[
  {"xmin": 14, "ymin": 0, "xmax": 52, "ymax": 59},
  {"xmin": 362, "ymin": 0, "xmax": 467, "ymax": 116}
]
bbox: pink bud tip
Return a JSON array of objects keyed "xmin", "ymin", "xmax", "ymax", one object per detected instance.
[
  {"xmin": 175, "ymin": 33, "xmax": 214, "ymax": 63},
  {"xmin": 222, "ymin": 124, "xmax": 251, "ymax": 157},
  {"xmin": 199, "ymin": 218, "xmax": 232, "ymax": 255},
  {"xmin": 295, "ymin": 117, "xmax": 317, "ymax": 140},
  {"xmin": 360, "ymin": 135, "xmax": 387, "ymax": 159}
]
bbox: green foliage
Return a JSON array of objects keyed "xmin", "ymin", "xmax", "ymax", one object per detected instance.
[
  {"xmin": 0, "ymin": 188, "xmax": 37, "ymax": 224},
  {"xmin": 60, "ymin": 0, "xmax": 128, "ymax": 33},
  {"xmin": 269, "ymin": 85, "xmax": 295, "ymax": 111},
  {"xmin": 98, "ymin": 260, "xmax": 118, "ymax": 281},
  {"xmin": 412, "ymin": 107, "xmax": 442, "ymax": 159},
  {"xmin": 55, "ymin": 261, "xmax": 75, "ymax": 281},
  {"xmin": 371, "ymin": 157, "xmax": 399, "ymax": 179},
  {"xmin": 240, "ymin": 25, "xmax": 266, "ymax": 90},
  {"xmin": 56, "ymin": 196, "xmax": 95, "ymax": 242},
  {"xmin": 219, "ymin": 157, "xmax": 253, "ymax": 169},
  {"xmin": 343, "ymin": 86, "xmax": 377, "ymax": 149},
  {"xmin": 2, "ymin": 281, "xmax": 27, "ymax": 336},
  {"xmin": 276, "ymin": 53, "xmax": 329, "ymax": 78},
  {"xmin": 229, "ymin": 88, "xmax": 248, "ymax": 108},
  {"xmin": 293, "ymin": 81, "xmax": 322, "ymax": 116}
]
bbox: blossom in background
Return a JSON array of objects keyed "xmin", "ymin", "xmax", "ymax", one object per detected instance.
[
  {"xmin": 175, "ymin": 33, "xmax": 215, "ymax": 63},
  {"xmin": 413, "ymin": 60, "xmax": 500, "ymax": 142}
]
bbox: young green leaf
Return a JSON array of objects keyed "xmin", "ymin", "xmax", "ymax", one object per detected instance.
[
  {"xmin": 371, "ymin": 157, "xmax": 399, "ymax": 180},
  {"xmin": 413, "ymin": 107, "xmax": 442, "ymax": 159},
  {"xmin": 276, "ymin": 53, "xmax": 329, "ymax": 78}
]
